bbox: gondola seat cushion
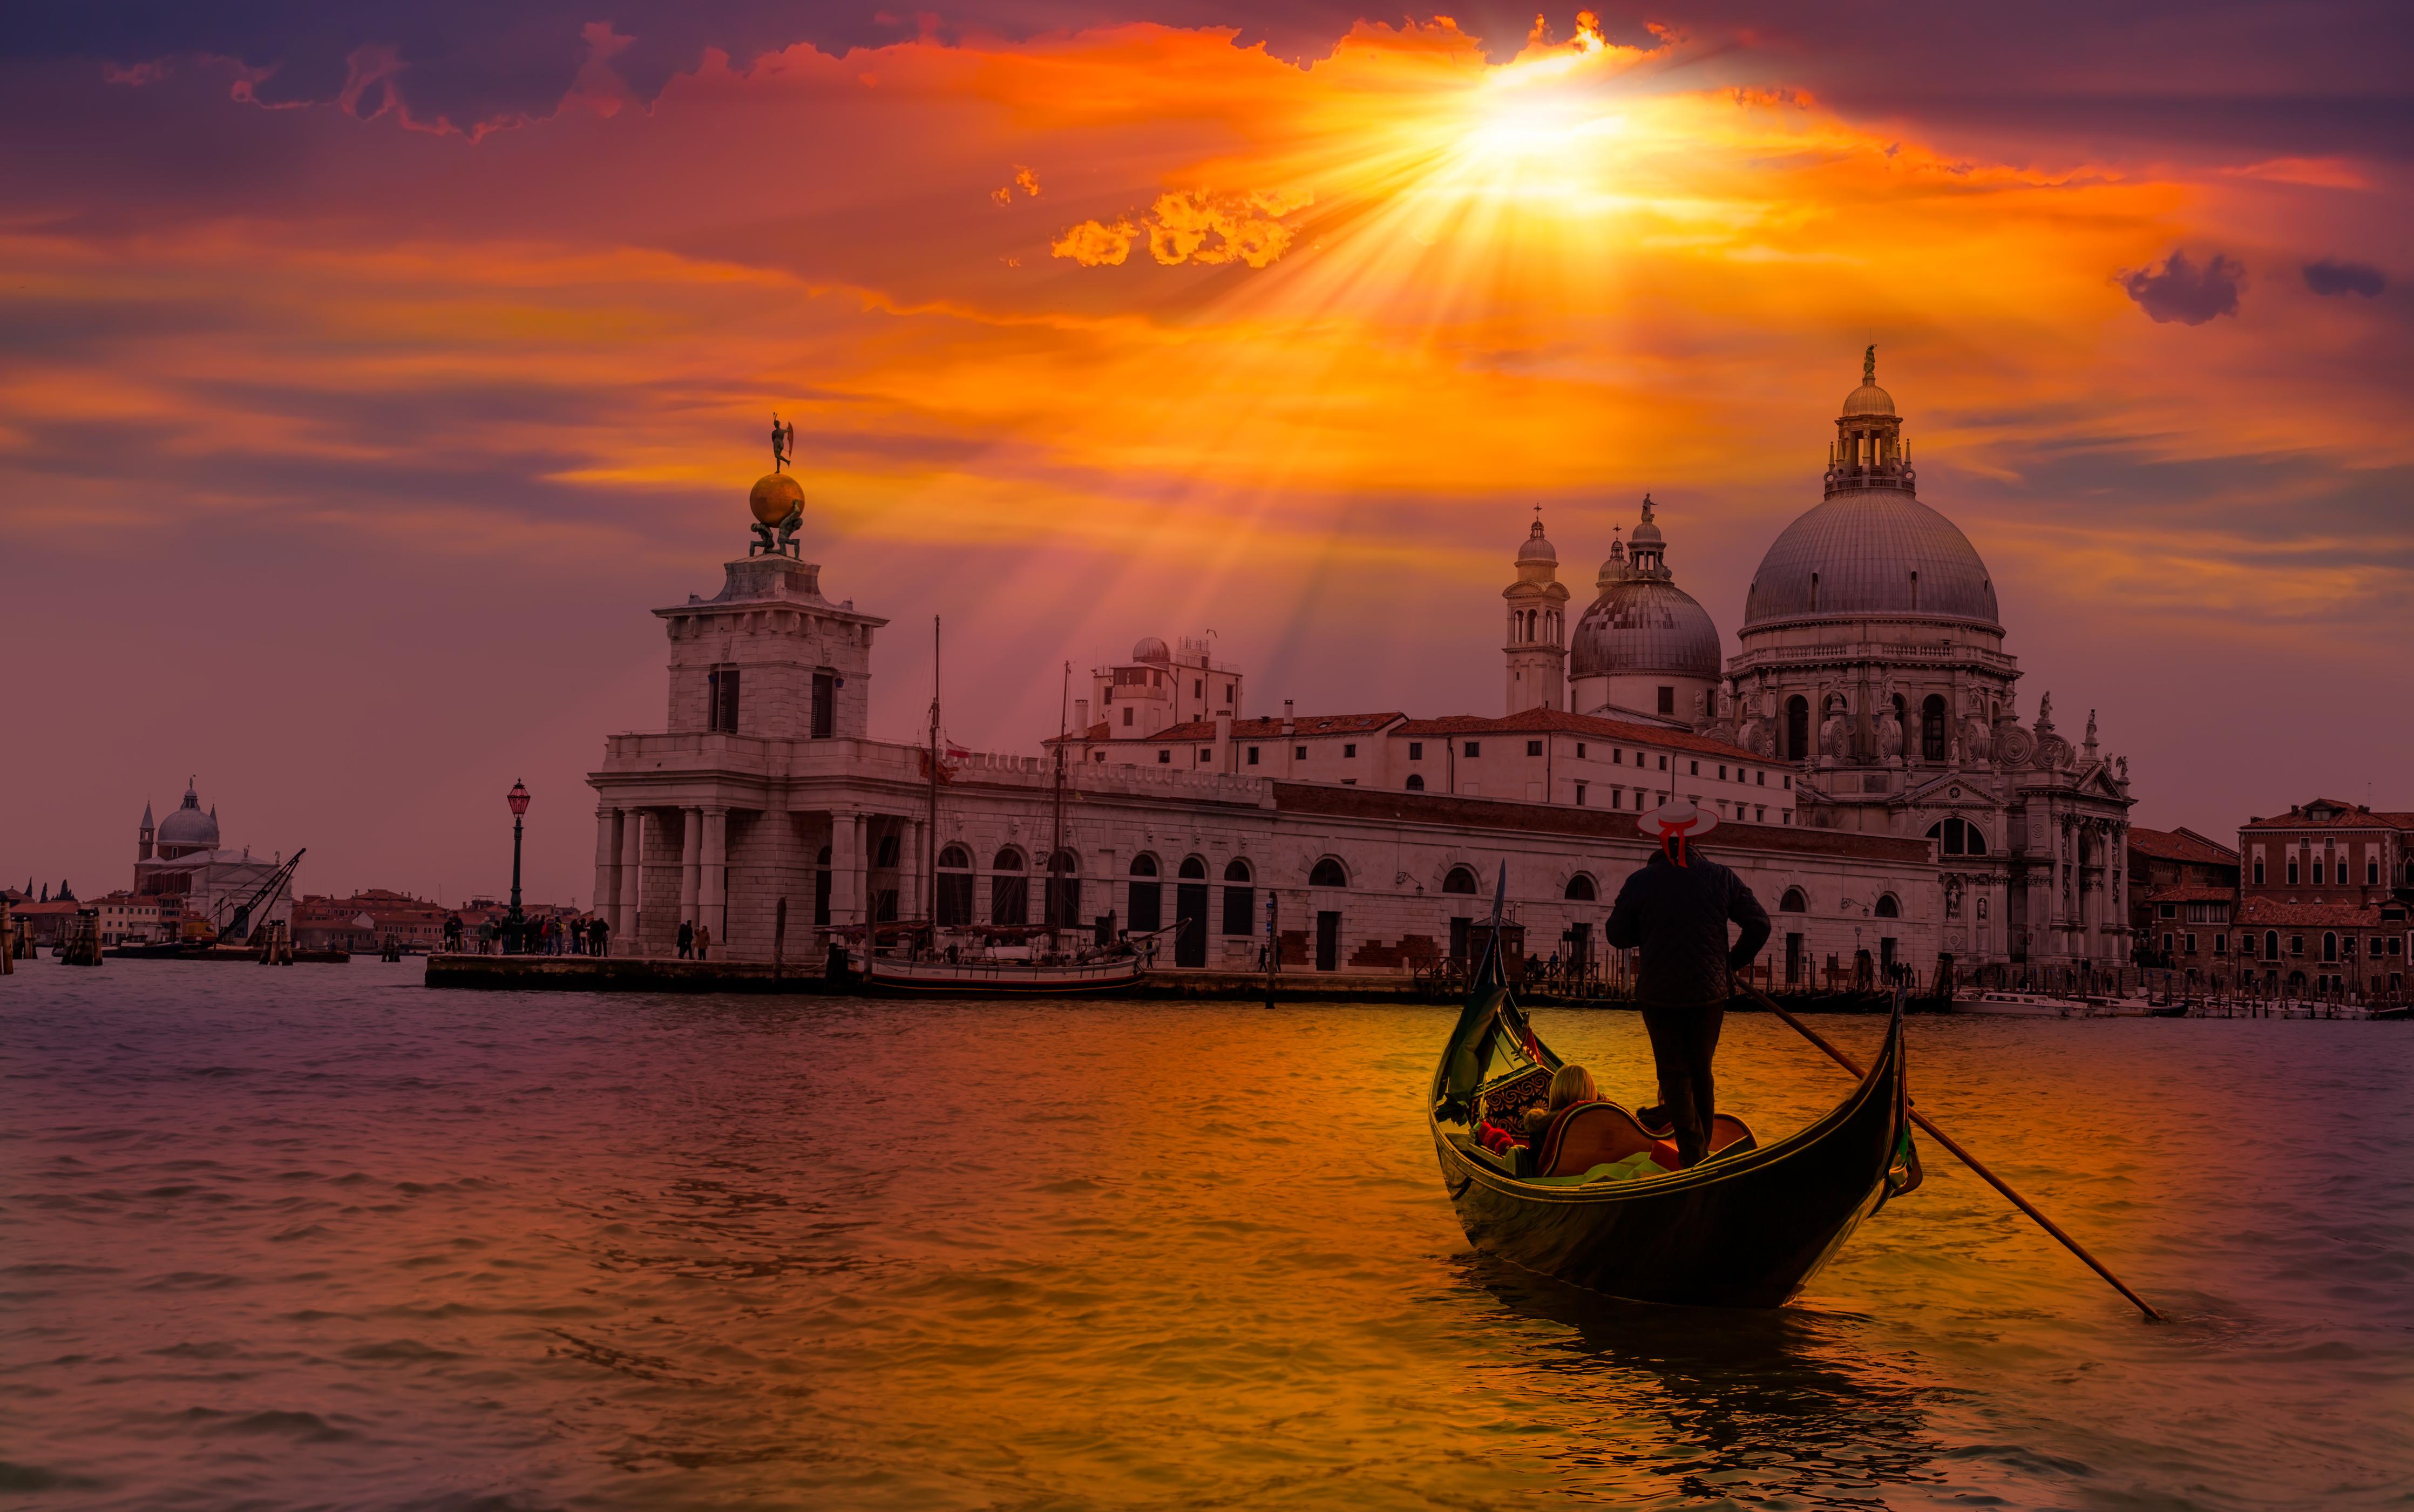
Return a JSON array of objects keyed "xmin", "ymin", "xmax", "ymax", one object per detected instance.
[{"xmin": 1535, "ymin": 1102, "xmax": 1673, "ymax": 1177}]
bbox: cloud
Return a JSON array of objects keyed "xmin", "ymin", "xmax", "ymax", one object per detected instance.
[
  {"xmin": 2115, "ymin": 250, "xmax": 2245, "ymax": 325},
  {"xmin": 1050, "ymin": 216, "xmax": 1138, "ymax": 265},
  {"xmin": 1055, "ymin": 188, "xmax": 1313, "ymax": 270},
  {"xmin": 993, "ymin": 164, "xmax": 1041, "ymax": 206},
  {"xmin": 2303, "ymin": 258, "xmax": 2386, "ymax": 298}
]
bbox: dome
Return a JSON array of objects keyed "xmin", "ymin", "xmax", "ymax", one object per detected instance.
[
  {"xmin": 1516, "ymin": 518, "xmax": 1557, "ymax": 565},
  {"xmin": 1571, "ymin": 578, "xmax": 1723, "ymax": 681},
  {"xmin": 1742, "ymin": 491, "xmax": 1999, "ymax": 628},
  {"xmin": 157, "ymin": 782, "xmax": 220, "ymax": 851},
  {"xmin": 1841, "ymin": 382, "xmax": 1896, "ymax": 417},
  {"xmin": 1131, "ymin": 636, "xmax": 1171, "ymax": 663},
  {"xmin": 748, "ymin": 471, "xmax": 805, "ymax": 527}
]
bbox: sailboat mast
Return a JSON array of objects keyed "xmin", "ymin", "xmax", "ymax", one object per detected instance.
[
  {"xmin": 927, "ymin": 617, "xmax": 941, "ymax": 948},
  {"xmin": 1051, "ymin": 659, "xmax": 1070, "ymax": 953}
]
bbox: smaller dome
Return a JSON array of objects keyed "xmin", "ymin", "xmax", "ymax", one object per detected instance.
[
  {"xmin": 748, "ymin": 471, "xmax": 805, "ymax": 527},
  {"xmin": 1517, "ymin": 518, "xmax": 1557, "ymax": 565},
  {"xmin": 1131, "ymin": 636, "xmax": 1171, "ymax": 664},
  {"xmin": 1841, "ymin": 383, "xmax": 1896, "ymax": 417},
  {"xmin": 156, "ymin": 781, "xmax": 220, "ymax": 851}
]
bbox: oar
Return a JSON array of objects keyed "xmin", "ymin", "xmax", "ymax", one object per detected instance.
[{"xmin": 1742, "ymin": 984, "xmax": 2163, "ymax": 1324}]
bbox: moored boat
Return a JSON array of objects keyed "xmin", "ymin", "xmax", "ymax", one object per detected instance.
[
  {"xmin": 1950, "ymin": 989, "xmax": 2096, "ymax": 1017},
  {"xmin": 859, "ymin": 952, "xmax": 1143, "ymax": 995},
  {"xmin": 1429, "ymin": 919, "xmax": 1920, "ymax": 1309}
]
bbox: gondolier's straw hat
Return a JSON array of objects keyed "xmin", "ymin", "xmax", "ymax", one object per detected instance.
[{"xmin": 1640, "ymin": 798, "xmax": 1716, "ymax": 866}]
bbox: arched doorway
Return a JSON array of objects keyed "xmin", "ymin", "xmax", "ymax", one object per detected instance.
[
  {"xmin": 1785, "ymin": 695, "xmax": 1810, "ymax": 760},
  {"xmin": 1128, "ymin": 853, "xmax": 1161, "ymax": 935},
  {"xmin": 934, "ymin": 844, "xmax": 973, "ymax": 928},
  {"xmin": 1174, "ymin": 856, "xmax": 1209, "ymax": 967}
]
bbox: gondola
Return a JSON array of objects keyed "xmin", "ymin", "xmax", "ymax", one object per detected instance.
[{"xmin": 1428, "ymin": 897, "xmax": 1921, "ymax": 1309}]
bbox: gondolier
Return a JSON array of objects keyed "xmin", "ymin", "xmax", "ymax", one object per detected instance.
[{"xmin": 1605, "ymin": 800, "xmax": 1769, "ymax": 1168}]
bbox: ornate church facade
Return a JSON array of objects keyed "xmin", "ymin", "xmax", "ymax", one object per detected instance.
[{"xmin": 1510, "ymin": 352, "xmax": 2137, "ymax": 973}]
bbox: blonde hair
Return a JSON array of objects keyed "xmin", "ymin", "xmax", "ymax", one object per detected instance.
[{"xmin": 1547, "ymin": 1063, "xmax": 1598, "ymax": 1112}]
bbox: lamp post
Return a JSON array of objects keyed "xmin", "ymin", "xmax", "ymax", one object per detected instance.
[{"xmin": 506, "ymin": 779, "xmax": 530, "ymax": 953}]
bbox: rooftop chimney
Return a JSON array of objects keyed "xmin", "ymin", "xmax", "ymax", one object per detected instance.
[{"xmin": 1281, "ymin": 699, "xmax": 1296, "ymax": 736}]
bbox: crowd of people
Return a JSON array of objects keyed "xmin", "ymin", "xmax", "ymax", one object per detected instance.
[{"xmin": 439, "ymin": 912, "xmax": 611, "ymax": 956}]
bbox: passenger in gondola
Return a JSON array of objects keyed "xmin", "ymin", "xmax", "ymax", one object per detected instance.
[
  {"xmin": 1606, "ymin": 801, "xmax": 1769, "ymax": 1168},
  {"xmin": 1520, "ymin": 1062, "xmax": 1601, "ymax": 1144}
]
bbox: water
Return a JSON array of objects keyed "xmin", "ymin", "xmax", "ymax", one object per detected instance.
[{"xmin": 4, "ymin": 959, "xmax": 2408, "ymax": 1510}]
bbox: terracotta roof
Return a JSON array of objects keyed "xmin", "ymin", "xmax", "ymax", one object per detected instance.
[
  {"xmin": 2235, "ymin": 897, "xmax": 2391, "ymax": 927},
  {"xmin": 2144, "ymin": 884, "xmax": 2236, "ymax": 904},
  {"xmin": 2241, "ymin": 802, "xmax": 2414, "ymax": 831},
  {"xmin": 1269, "ymin": 782, "xmax": 1930, "ymax": 864},
  {"xmin": 1392, "ymin": 707, "xmax": 1768, "ymax": 763},
  {"xmin": 2128, "ymin": 827, "xmax": 2239, "ymax": 866},
  {"xmin": 1055, "ymin": 713, "xmax": 1405, "ymax": 745}
]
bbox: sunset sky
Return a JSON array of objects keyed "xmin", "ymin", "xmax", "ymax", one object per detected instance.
[{"xmin": 5, "ymin": 2, "xmax": 2409, "ymax": 907}]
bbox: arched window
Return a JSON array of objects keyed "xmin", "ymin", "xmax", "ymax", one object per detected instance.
[
  {"xmin": 1921, "ymin": 694, "xmax": 1948, "ymax": 762},
  {"xmin": 2264, "ymin": 930, "xmax": 2280, "ymax": 960},
  {"xmin": 1925, "ymin": 817, "xmax": 1988, "ymax": 857},
  {"xmin": 1045, "ymin": 850, "xmax": 1080, "ymax": 928},
  {"xmin": 1564, "ymin": 873, "xmax": 1597, "ymax": 901},
  {"xmin": 1128, "ymin": 853, "xmax": 1162, "ymax": 933},
  {"xmin": 1310, "ymin": 857, "xmax": 1348, "ymax": 888},
  {"xmin": 1785, "ymin": 695, "xmax": 1810, "ymax": 760},
  {"xmin": 1779, "ymin": 887, "xmax": 1807, "ymax": 913},
  {"xmin": 1442, "ymin": 866, "xmax": 1478, "ymax": 894},
  {"xmin": 1405, "ymin": 773, "xmax": 1425, "ymax": 791},
  {"xmin": 1222, "ymin": 857, "xmax": 1254, "ymax": 935},
  {"xmin": 935, "ymin": 844, "xmax": 973, "ymax": 928},
  {"xmin": 2323, "ymin": 931, "xmax": 2338, "ymax": 962},
  {"xmin": 1178, "ymin": 855, "xmax": 1208, "ymax": 880},
  {"xmin": 990, "ymin": 847, "xmax": 1028, "ymax": 926},
  {"xmin": 1875, "ymin": 893, "xmax": 1900, "ymax": 919}
]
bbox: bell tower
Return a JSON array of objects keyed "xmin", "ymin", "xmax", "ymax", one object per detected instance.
[{"xmin": 1503, "ymin": 510, "xmax": 1570, "ymax": 714}]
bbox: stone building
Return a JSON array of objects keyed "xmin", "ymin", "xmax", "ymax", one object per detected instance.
[
  {"xmin": 1719, "ymin": 352, "xmax": 2136, "ymax": 977},
  {"xmin": 2233, "ymin": 799, "xmax": 2414, "ymax": 998},
  {"xmin": 2126, "ymin": 826, "xmax": 2239, "ymax": 980},
  {"xmin": 585, "ymin": 456, "xmax": 1942, "ymax": 980},
  {"xmin": 131, "ymin": 780, "xmax": 295, "ymax": 940}
]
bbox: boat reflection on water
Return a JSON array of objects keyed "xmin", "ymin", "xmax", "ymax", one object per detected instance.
[{"xmin": 1452, "ymin": 1254, "xmax": 1949, "ymax": 1504}]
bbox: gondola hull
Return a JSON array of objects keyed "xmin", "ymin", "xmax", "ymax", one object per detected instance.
[
  {"xmin": 858, "ymin": 955, "xmax": 1144, "ymax": 996},
  {"xmin": 1431, "ymin": 993, "xmax": 1911, "ymax": 1308}
]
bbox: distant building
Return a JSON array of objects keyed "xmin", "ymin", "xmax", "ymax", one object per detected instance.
[
  {"xmin": 131, "ymin": 779, "xmax": 296, "ymax": 940},
  {"xmin": 91, "ymin": 891, "xmax": 161, "ymax": 945},
  {"xmin": 2234, "ymin": 799, "xmax": 2414, "ymax": 999},
  {"xmin": 293, "ymin": 890, "xmax": 451, "ymax": 953},
  {"xmin": 2127, "ymin": 827, "xmax": 2240, "ymax": 977}
]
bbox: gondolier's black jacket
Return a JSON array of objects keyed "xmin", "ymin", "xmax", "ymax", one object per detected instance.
[{"xmin": 1604, "ymin": 849, "xmax": 1771, "ymax": 1007}]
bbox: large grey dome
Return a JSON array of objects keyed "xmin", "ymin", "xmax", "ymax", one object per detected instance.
[
  {"xmin": 156, "ymin": 781, "xmax": 220, "ymax": 851},
  {"xmin": 1571, "ymin": 578, "xmax": 1723, "ymax": 680},
  {"xmin": 1743, "ymin": 490, "xmax": 1999, "ymax": 629}
]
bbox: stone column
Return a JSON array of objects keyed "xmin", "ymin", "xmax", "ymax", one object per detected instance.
[
  {"xmin": 618, "ymin": 808, "xmax": 645, "ymax": 950},
  {"xmin": 829, "ymin": 810, "xmax": 860, "ymax": 934},
  {"xmin": 855, "ymin": 813, "xmax": 872, "ymax": 926},
  {"xmin": 594, "ymin": 807, "xmax": 622, "ymax": 938},
  {"xmin": 680, "ymin": 808, "xmax": 702, "ymax": 928},
  {"xmin": 703, "ymin": 807, "xmax": 729, "ymax": 945}
]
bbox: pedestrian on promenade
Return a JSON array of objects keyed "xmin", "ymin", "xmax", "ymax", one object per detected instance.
[
  {"xmin": 589, "ymin": 917, "xmax": 609, "ymax": 957},
  {"xmin": 1604, "ymin": 801, "xmax": 1769, "ymax": 1169},
  {"xmin": 677, "ymin": 919, "xmax": 694, "ymax": 959},
  {"xmin": 695, "ymin": 922, "xmax": 712, "ymax": 961}
]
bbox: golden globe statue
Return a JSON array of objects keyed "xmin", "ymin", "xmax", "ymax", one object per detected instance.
[{"xmin": 749, "ymin": 470, "xmax": 805, "ymax": 527}]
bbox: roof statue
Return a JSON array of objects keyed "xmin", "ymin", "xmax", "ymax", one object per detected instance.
[
  {"xmin": 1863, "ymin": 343, "xmax": 1876, "ymax": 385},
  {"xmin": 749, "ymin": 413, "xmax": 805, "ymax": 559}
]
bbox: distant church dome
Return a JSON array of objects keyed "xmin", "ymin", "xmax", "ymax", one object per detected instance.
[
  {"xmin": 1742, "ymin": 353, "xmax": 1999, "ymax": 630},
  {"xmin": 1516, "ymin": 517, "xmax": 1558, "ymax": 565},
  {"xmin": 156, "ymin": 780, "xmax": 220, "ymax": 853},
  {"xmin": 1569, "ymin": 495, "xmax": 1722, "ymax": 682},
  {"xmin": 1131, "ymin": 636, "xmax": 1171, "ymax": 664}
]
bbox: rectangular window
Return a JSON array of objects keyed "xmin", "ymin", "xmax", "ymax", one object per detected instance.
[
  {"xmin": 1757, "ymin": 770, "xmax": 1766, "ymax": 785},
  {"xmin": 1755, "ymin": 806, "xmax": 1766, "ymax": 822},
  {"xmin": 1197, "ymin": 749, "xmax": 1211, "ymax": 762},
  {"xmin": 2290, "ymin": 934, "xmax": 2304, "ymax": 956},
  {"xmin": 2159, "ymin": 904, "xmax": 2175, "ymax": 918},
  {"xmin": 1574, "ymin": 782, "xmax": 1587, "ymax": 805},
  {"xmin": 1690, "ymin": 760, "xmax": 1700, "ymax": 776},
  {"xmin": 1527, "ymin": 740, "xmax": 1543, "ymax": 757},
  {"xmin": 1246, "ymin": 746, "xmax": 1259, "ymax": 765},
  {"xmin": 708, "ymin": 666, "xmax": 742, "ymax": 733},
  {"xmin": 1614, "ymin": 749, "xmax": 1624, "ymax": 764},
  {"xmin": 1294, "ymin": 745, "xmax": 1307, "ymax": 760},
  {"xmin": 2288, "ymin": 860, "xmax": 2299, "ymax": 885},
  {"xmin": 2186, "ymin": 933, "xmax": 2198, "ymax": 953},
  {"xmin": 1464, "ymin": 741, "xmax": 1481, "ymax": 757},
  {"xmin": 1344, "ymin": 743, "xmax": 1357, "ymax": 758},
  {"xmin": 1122, "ymin": 707, "xmax": 1134, "ymax": 727},
  {"xmin": 1717, "ymin": 764, "xmax": 1726, "ymax": 779},
  {"xmin": 1784, "ymin": 775, "xmax": 1793, "ymax": 790},
  {"xmin": 2254, "ymin": 859, "xmax": 2265, "ymax": 884},
  {"xmin": 1194, "ymin": 679, "xmax": 1202, "ymax": 696},
  {"xmin": 1783, "ymin": 810, "xmax": 1793, "ymax": 824},
  {"xmin": 1575, "ymin": 743, "xmax": 1586, "ymax": 757},
  {"xmin": 1408, "ymin": 741, "xmax": 1423, "ymax": 760},
  {"xmin": 2313, "ymin": 861, "xmax": 2325, "ymax": 884},
  {"xmin": 809, "ymin": 670, "xmax": 835, "ymax": 738},
  {"xmin": 1157, "ymin": 750, "xmax": 1170, "ymax": 764},
  {"xmin": 2214, "ymin": 933, "xmax": 2227, "ymax": 955},
  {"xmin": 2370, "ymin": 860, "xmax": 2382, "ymax": 885},
  {"xmin": 1658, "ymin": 754, "xmax": 1668, "ymax": 771},
  {"xmin": 2162, "ymin": 932, "xmax": 2173, "ymax": 953},
  {"xmin": 1657, "ymin": 686, "xmax": 1674, "ymax": 715}
]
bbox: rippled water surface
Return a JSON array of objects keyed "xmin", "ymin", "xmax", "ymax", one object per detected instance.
[{"xmin": 4, "ymin": 959, "xmax": 2409, "ymax": 1510}]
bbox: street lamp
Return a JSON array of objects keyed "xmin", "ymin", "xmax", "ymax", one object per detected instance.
[{"xmin": 506, "ymin": 779, "xmax": 530, "ymax": 952}]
